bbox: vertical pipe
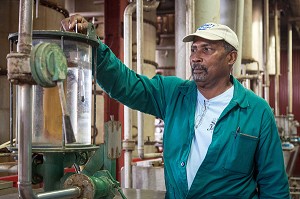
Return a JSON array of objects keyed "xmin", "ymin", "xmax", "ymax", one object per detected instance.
[
  {"xmin": 18, "ymin": 85, "xmax": 36, "ymax": 199},
  {"xmin": 16, "ymin": 0, "xmax": 35, "ymax": 198},
  {"xmin": 10, "ymin": 82, "xmax": 14, "ymax": 147},
  {"xmin": 233, "ymin": 0, "xmax": 244, "ymax": 77},
  {"xmin": 274, "ymin": 1, "xmax": 280, "ymax": 115},
  {"xmin": 64, "ymin": 0, "xmax": 75, "ymax": 13},
  {"xmin": 123, "ymin": 3, "xmax": 136, "ymax": 189},
  {"xmin": 17, "ymin": 0, "xmax": 33, "ymax": 54},
  {"xmin": 263, "ymin": 0, "xmax": 270, "ymax": 102},
  {"xmin": 288, "ymin": 22, "xmax": 293, "ymax": 114},
  {"xmin": 194, "ymin": 0, "xmax": 220, "ymax": 27},
  {"xmin": 242, "ymin": 0, "xmax": 252, "ymax": 60},
  {"xmin": 9, "ymin": 40, "xmax": 14, "ymax": 148},
  {"xmin": 136, "ymin": 0, "xmax": 144, "ymax": 159},
  {"xmin": 175, "ymin": 0, "xmax": 186, "ymax": 79},
  {"xmin": 185, "ymin": 0, "xmax": 195, "ymax": 79},
  {"xmin": 192, "ymin": 0, "xmax": 220, "ymax": 79}
]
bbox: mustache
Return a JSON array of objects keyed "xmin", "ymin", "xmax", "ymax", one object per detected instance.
[{"xmin": 191, "ymin": 63, "xmax": 207, "ymax": 72}]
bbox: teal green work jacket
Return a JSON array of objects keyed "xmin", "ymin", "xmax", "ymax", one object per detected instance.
[{"xmin": 95, "ymin": 42, "xmax": 290, "ymax": 199}]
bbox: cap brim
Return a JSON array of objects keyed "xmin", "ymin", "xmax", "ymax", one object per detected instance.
[{"xmin": 182, "ymin": 32, "xmax": 223, "ymax": 42}]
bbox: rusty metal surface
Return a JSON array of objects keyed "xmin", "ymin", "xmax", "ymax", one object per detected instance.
[
  {"xmin": 6, "ymin": 52, "xmax": 35, "ymax": 84},
  {"xmin": 63, "ymin": 173, "xmax": 95, "ymax": 199}
]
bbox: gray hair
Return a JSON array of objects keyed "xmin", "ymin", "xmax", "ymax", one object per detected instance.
[{"xmin": 223, "ymin": 41, "xmax": 237, "ymax": 53}]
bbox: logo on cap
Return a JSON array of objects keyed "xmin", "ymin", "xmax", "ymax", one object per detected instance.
[{"xmin": 198, "ymin": 23, "xmax": 215, "ymax": 30}]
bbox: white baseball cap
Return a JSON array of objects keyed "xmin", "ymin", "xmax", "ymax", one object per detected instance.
[{"xmin": 182, "ymin": 23, "xmax": 239, "ymax": 50}]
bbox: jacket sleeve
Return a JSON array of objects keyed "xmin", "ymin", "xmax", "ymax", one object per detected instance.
[
  {"xmin": 94, "ymin": 40, "xmax": 178, "ymax": 119},
  {"xmin": 255, "ymin": 109, "xmax": 290, "ymax": 199}
]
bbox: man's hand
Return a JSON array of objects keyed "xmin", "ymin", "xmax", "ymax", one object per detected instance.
[{"xmin": 61, "ymin": 14, "xmax": 89, "ymax": 34}]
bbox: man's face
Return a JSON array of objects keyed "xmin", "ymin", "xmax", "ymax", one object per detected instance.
[{"xmin": 190, "ymin": 37, "xmax": 234, "ymax": 88}]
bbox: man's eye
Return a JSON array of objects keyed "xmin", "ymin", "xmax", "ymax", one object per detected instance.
[
  {"xmin": 203, "ymin": 47, "xmax": 209, "ymax": 52},
  {"xmin": 191, "ymin": 48, "xmax": 196, "ymax": 52}
]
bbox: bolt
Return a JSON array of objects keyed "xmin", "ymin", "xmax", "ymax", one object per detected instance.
[
  {"xmin": 67, "ymin": 179, "xmax": 73, "ymax": 185},
  {"xmin": 82, "ymin": 180, "xmax": 89, "ymax": 186}
]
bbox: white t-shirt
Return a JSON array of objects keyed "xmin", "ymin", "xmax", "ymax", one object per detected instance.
[{"xmin": 186, "ymin": 86, "xmax": 234, "ymax": 189}]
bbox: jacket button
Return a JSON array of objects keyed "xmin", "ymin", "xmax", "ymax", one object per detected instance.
[{"xmin": 180, "ymin": 162, "xmax": 185, "ymax": 167}]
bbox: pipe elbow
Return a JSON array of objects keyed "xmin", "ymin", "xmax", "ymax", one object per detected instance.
[
  {"xmin": 19, "ymin": 183, "xmax": 38, "ymax": 199},
  {"xmin": 124, "ymin": 3, "xmax": 137, "ymax": 16}
]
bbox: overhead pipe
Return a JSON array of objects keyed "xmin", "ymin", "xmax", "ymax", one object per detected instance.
[{"xmin": 263, "ymin": 0, "xmax": 270, "ymax": 102}]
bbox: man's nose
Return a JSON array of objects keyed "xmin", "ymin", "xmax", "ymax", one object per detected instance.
[{"xmin": 191, "ymin": 54, "xmax": 202, "ymax": 63}]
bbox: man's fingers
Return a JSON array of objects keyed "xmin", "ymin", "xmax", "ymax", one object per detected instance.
[
  {"xmin": 61, "ymin": 18, "xmax": 71, "ymax": 31},
  {"xmin": 61, "ymin": 14, "xmax": 88, "ymax": 33}
]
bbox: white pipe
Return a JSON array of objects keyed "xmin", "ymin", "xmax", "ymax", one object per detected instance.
[
  {"xmin": 175, "ymin": 0, "xmax": 186, "ymax": 79},
  {"xmin": 288, "ymin": 22, "xmax": 293, "ymax": 113},
  {"xmin": 185, "ymin": 0, "xmax": 195, "ymax": 79},
  {"xmin": 64, "ymin": 0, "xmax": 75, "ymax": 13},
  {"xmin": 263, "ymin": 0, "xmax": 270, "ymax": 102},
  {"xmin": 123, "ymin": 2, "xmax": 136, "ymax": 189},
  {"xmin": 137, "ymin": 0, "xmax": 160, "ymax": 160},
  {"xmin": 274, "ymin": 2, "xmax": 280, "ymax": 115},
  {"xmin": 123, "ymin": 0, "xmax": 160, "ymax": 188},
  {"xmin": 233, "ymin": 0, "xmax": 244, "ymax": 77},
  {"xmin": 137, "ymin": 0, "xmax": 144, "ymax": 159}
]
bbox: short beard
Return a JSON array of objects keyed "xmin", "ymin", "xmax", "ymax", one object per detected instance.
[{"xmin": 191, "ymin": 63, "xmax": 208, "ymax": 82}]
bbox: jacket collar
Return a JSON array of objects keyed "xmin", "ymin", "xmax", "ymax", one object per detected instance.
[
  {"xmin": 231, "ymin": 75, "xmax": 249, "ymax": 108},
  {"xmin": 178, "ymin": 75, "xmax": 249, "ymax": 108}
]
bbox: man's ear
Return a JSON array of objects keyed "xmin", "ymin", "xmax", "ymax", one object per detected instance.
[{"xmin": 227, "ymin": 51, "xmax": 238, "ymax": 65}]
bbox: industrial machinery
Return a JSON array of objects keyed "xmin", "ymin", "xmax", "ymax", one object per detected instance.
[
  {"xmin": 6, "ymin": 19, "xmax": 125, "ymax": 198},
  {"xmin": 276, "ymin": 114, "xmax": 300, "ymax": 199}
]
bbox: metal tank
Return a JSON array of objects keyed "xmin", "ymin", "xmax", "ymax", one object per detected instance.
[
  {"xmin": 0, "ymin": 0, "xmax": 67, "ymax": 147},
  {"xmin": 9, "ymin": 30, "xmax": 98, "ymax": 150}
]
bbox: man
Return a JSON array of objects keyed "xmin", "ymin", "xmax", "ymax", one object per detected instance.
[{"xmin": 62, "ymin": 15, "xmax": 290, "ymax": 198}]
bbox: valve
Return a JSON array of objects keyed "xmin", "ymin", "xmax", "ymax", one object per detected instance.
[
  {"xmin": 30, "ymin": 42, "xmax": 67, "ymax": 87},
  {"xmin": 63, "ymin": 170, "xmax": 127, "ymax": 199}
]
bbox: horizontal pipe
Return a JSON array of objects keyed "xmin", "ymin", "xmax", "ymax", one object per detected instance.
[
  {"xmin": 69, "ymin": 11, "xmax": 104, "ymax": 17},
  {"xmin": 36, "ymin": 187, "xmax": 81, "ymax": 199},
  {"xmin": 0, "ymin": 162, "xmax": 18, "ymax": 174},
  {"xmin": 142, "ymin": 153, "xmax": 163, "ymax": 159}
]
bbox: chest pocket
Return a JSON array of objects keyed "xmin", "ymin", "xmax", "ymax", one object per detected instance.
[{"xmin": 224, "ymin": 132, "xmax": 258, "ymax": 174}]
